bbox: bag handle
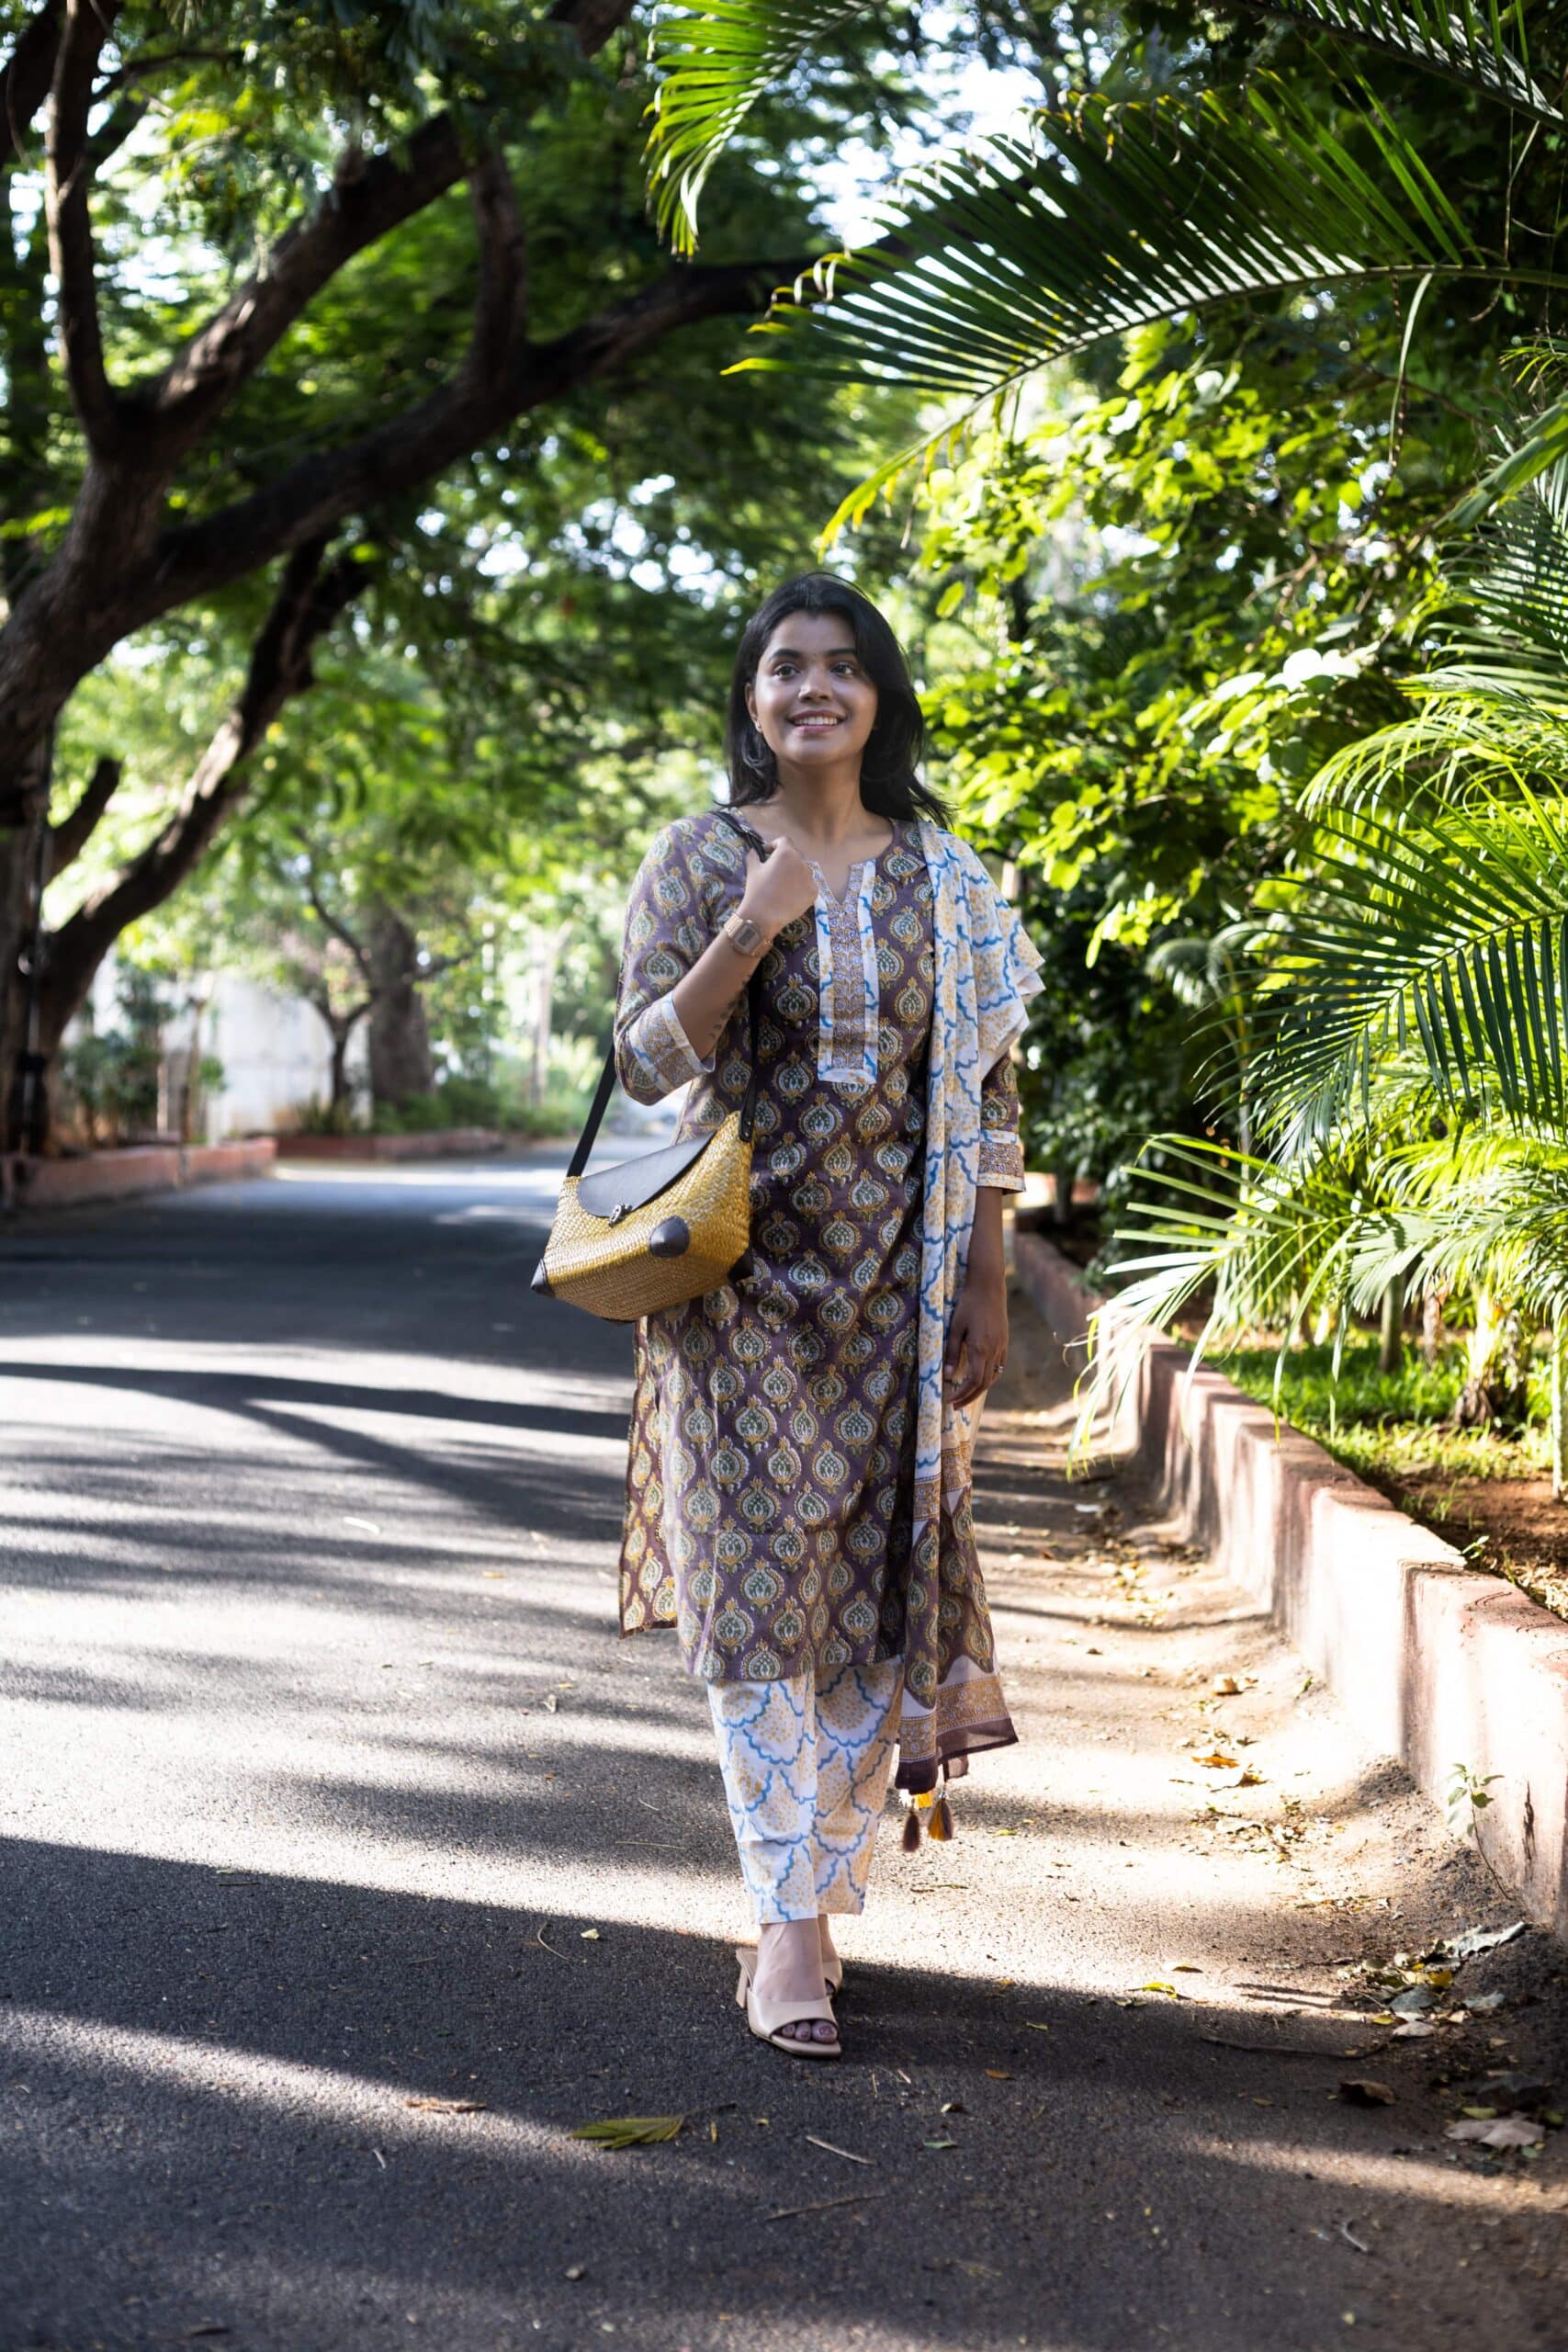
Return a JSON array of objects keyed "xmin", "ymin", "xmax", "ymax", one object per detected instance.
[{"xmin": 567, "ymin": 808, "xmax": 766, "ymax": 1182}]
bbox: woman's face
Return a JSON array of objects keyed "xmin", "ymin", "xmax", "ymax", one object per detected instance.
[{"xmin": 745, "ymin": 609, "xmax": 879, "ymax": 777}]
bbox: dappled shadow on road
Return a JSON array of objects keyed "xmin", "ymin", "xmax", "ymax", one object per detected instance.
[{"xmin": 3, "ymin": 1833, "xmax": 1550, "ymax": 2352}]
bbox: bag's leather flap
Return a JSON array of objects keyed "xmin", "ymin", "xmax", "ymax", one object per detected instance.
[{"xmin": 576, "ymin": 1130, "xmax": 711, "ymax": 1219}]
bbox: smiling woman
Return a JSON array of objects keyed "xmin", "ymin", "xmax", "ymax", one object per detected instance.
[{"xmin": 607, "ymin": 572, "xmax": 1043, "ymax": 2063}]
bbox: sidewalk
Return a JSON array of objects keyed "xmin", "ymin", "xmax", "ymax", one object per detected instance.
[{"xmin": 938, "ymin": 1281, "xmax": 1568, "ymax": 2342}]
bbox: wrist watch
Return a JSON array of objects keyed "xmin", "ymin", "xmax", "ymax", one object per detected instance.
[{"xmin": 722, "ymin": 909, "xmax": 770, "ymax": 957}]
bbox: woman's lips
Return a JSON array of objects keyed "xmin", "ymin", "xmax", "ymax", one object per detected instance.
[{"xmin": 789, "ymin": 713, "xmax": 841, "ymax": 729}]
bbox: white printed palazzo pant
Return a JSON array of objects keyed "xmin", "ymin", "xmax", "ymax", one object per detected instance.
[{"xmin": 708, "ymin": 1657, "xmax": 905, "ymax": 1923}]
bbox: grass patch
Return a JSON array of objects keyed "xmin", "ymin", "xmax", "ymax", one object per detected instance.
[{"xmin": 1210, "ymin": 1340, "xmax": 1549, "ymax": 1487}]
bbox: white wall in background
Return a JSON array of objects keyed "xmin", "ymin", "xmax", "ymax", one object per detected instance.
[{"xmin": 76, "ymin": 956, "xmax": 365, "ymax": 1139}]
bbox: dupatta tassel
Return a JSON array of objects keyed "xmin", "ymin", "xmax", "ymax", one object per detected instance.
[{"xmin": 902, "ymin": 1787, "xmax": 956, "ymax": 1850}]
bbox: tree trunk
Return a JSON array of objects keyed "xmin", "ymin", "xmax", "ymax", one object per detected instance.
[
  {"xmin": 528, "ymin": 923, "xmax": 563, "ymax": 1105},
  {"xmin": 1553, "ymin": 1318, "xmax": 1567, "ymax": 1506},
  {"xmin": 367, "ymin": 904, "xmax": 434, "ymax": 1104},
  {"xmin": 1053, "ymin": 1159, "xmax": 1075, "ymax": 1228},
  {"xmin": 1, "ymin": 732, "xmax": 54, "ymax": 1152},
  {"xmin": 1450, "ymin": 1294, "xmax": 1530, "ymax": 1432},
  {"xmin": 1378, "ymin": 1275, "xmax": 1404, "ymax": 1376},
  {"xmin": 329, "ymin": 1023, "xmax": 353, "ymax": 1114}
]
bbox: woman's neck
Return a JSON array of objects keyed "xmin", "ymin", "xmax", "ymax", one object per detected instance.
[{"xmin": 755, "ymin": 769, "xmax": 878, "ymax": 849}]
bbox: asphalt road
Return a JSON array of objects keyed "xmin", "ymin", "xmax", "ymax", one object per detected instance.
[{"xmin": 5, "ymin": 1150, "xmax": 1568, "ymax": 2352}]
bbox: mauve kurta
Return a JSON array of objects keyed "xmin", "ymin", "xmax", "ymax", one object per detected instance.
[{"xmin": 613, "ymin": 808, "xmax": 1022, "ymax": 1783}]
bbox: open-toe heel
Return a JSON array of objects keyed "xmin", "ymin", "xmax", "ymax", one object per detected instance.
[{"xmin": 733, "ymin": 1946, "xmax": 840, "ymax": 2061}]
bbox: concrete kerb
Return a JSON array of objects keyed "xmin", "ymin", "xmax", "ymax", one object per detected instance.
[
  {"xmin": 1012, "ymin": 1222, "xmax": 1568, "ymax": 1939},
  {"xmin": 2, "ymin": 1136, "xmax": 276, "ymax": 1212}
]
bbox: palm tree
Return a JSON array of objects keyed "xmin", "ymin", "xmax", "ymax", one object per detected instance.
[
  {"xmin": 645, "ymin": 2, "xmax": 1568, "ymax": 533},
  {"xmin": 1093, "ymin": 390, "xmax": 1568, "ymax": 1457}
]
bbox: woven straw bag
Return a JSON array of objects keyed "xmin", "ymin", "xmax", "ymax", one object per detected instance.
[{"xmin": 532, "ymin": 818, "xmax": 760, "ymax": 1323}]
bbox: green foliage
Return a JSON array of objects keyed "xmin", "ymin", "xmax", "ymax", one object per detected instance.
[{"xmin": 58, "ymin": 964, "xmax": 175, "ymax": 1145}]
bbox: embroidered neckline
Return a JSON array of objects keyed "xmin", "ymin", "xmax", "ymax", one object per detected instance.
[{"xmin": 717, "ymin": 809, "xmax": 900, "ymax": 908}]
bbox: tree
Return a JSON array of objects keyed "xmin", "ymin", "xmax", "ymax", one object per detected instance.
[{"xmin": 1, "ymin": 0, "xmax": 934, "ymax": 1148}]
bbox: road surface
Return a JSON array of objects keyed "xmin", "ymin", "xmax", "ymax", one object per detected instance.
[{"xmin": 4, "ymin": 1149, "xmax": 1567, "ymax": 2350}]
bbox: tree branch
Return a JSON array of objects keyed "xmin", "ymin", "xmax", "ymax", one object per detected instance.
[
  {"xmin": 137, "ymin": 0, "xmax": 635, "ymax": 456},
  {"xmin": 50, "ymin": 751, "xmax": 118, "ymax": 871},
  {"xmin": 146, "ymin": 255, "xmax": 808, "ymax": 611},
  {"xmin": 45, "ymin": 0, "xmax": 123, "ymax": 457},
  {"xmin": 465, "ymin": 148, "xmax": 528, "ymax": 390},
  {"xmin": 39, "ymin": 538, "xmax": 367, "ymax": 1043},
  {"xmin": 0, "ymin": 4, "xmax": 62, "ymax": 175},
  {"xmin": 141, "ymin": 112, "xmax": 468, "ymax": 451},
  {"xmin": 95, "ymin": 44, "xmax": 242, "ymax": 97},
  {"xmin": 301, "ymin": 862, "xmax": 373, "ymax": 981}
]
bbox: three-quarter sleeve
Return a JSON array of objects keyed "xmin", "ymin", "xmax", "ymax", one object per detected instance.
[
  {"xmin": 977, "ymin": 1047, "xmax": 1025, "ymax": 1190},
  {"xmin": 614, "ymin": 824, "xmax": 718, "ymax": 1104}
]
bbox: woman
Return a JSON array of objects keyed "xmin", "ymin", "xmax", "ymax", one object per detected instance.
[{"xmin": 614, "ymin": 573, "xmax": 1042, "ymax": 2058}]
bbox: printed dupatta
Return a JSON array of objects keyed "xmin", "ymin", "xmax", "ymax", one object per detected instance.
[{"xmin": 893, "ymin": 822, "xmax": 1044, "ymax": 1792}]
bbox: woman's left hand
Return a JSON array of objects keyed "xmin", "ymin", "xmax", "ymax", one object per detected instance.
[{"xmin": 944, "ymin": 1277, "xmax": 1009, "ymax": 1408}]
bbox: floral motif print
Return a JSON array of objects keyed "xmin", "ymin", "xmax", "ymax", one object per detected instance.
[{"xmin": 708, "ymin": 1657, "xmax": 905, "ymax": 1921}]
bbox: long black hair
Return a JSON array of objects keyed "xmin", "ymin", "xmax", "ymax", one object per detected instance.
[{"xmin": 724, "ymin": 572, "xmax": 948, "ymax": 824}]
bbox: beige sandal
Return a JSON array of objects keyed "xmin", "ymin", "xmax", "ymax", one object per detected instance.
[{"xmin": 734, "ymin": 1946, "xmax": 840, "ymax": 2061}]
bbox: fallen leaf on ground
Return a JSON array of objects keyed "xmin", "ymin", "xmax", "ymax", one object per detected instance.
[
  {"xmin": 1338, "ymin": 2079, "xmax": 1396, "ymax": 2107},
  {"xmin": 1467, "ymin": 1990, "xmax": 1507, "ymax": 2013},
  {"xmin": 404, "ymin": 2098, "xmax": 490, "ymax": 2114},
  {"xmin": 580, "ymin": 1928, "xmax": 602, "ymax": 1941},
  {"xmin": 1441, "ymin": 1922, "xmax": 1526, "ymax": 1962},
  {"xmin": 1172, "ymin": 1963, "xmax": 1202, "ymax": 1973},
  {"xmin": 1024, "ymin": 2022, "xmax": 1051, "ymax": 2033},
  {"xmin": 1138, "ymin": 1982, "xmax": 1179, "ymax": 1998},
  {"xmin": 805, "ymin": 2134, "xmax": 873, "ymax": 2165},
  {"xmin": 1210, "ymin": 1675, "xmax": 1244, "ymax": 1696},
  {"xmin": 923, "ymin": 2139, "xmax": 958, "ymax": 2151},
  {"xmin": 1446, "ymin": 2114, "xmax": 1544, "ymax": 2149},
  {"xmin": 1191, "ymin": 1751, "xmax": 1239, "ymax": 1771},
  {"xmin": 543, "ymin": 1694, "xmax": 558, "ymax": 1713},
  {"xmin": 343, "ymin": 1517, "xmax": 381, "ymax": 1535},
  {"xmin": 564, "ymin": 2267, "xmax": 585, "ymax": 2281},
  {"xmin": 571, "ymin": 2116, "xmax": 682, "ymax": 2147},
  {"xmin": 985, "ymin": 2069, "xmax": 1012, "ymax": 2080},
  {"xmin": 939, "ymin": 2100, "xmax": 965, "ymax": 2114}
]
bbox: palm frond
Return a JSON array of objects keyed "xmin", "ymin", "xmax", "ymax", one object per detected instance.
[
  {"xmin": 741, "ymin": 80, "xmax": 1483, "ymax": 401},
  {"xmin": 1303, "ymin": 697, "xmax": 1568, "ymax": 812},
  {"xmin": 644, "ymin": 1, "xmax": 868, "ymax": 254},
  {"xmin": 1437, "ymin": 450, "xmax": 1568, "ymax": 693},
  {"xmin": 1237, "ymin": 0, "xmax": 1559, "ymax": 123},
  {"xmin": 1257, "ymin": 793, "xmax": 1568, "ymax": 1143},
  {"xmin": 728, "ymin": 76, "xmax": 1498, "ymax": 536},
  {"xmin": 1450, "ymin": 390, "xmax": 1568, "ymax": 527}
]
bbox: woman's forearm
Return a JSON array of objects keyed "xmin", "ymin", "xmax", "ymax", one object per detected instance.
[
  {"xmin": 670, "ymin": 924, "xmax": 770, "ymax": 1064},
  {"xmin": 966, "ymin": 1185, "xmax": 1006, "ymax": 1288}
]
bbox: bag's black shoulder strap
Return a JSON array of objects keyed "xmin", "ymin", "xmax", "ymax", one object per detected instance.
[{"xmin": 567, "ymin": 807, "xmax": 765, "ymax": 1182}]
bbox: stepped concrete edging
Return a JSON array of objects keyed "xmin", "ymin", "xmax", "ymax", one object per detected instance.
[
  {"xmin": 273, "ymin": 1127, "xmax": 504, "ymax": 1162},
  {"xmin": 1012, "ymin": 1223, "xmax": 1568, "ymax": 1939},
  {"xmin": 3, "ymin": 1136, "xmax": 276, "ymax": 1211}
]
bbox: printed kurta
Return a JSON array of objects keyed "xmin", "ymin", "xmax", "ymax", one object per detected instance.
[{"xmin": 614, "ymin": 808, "xmax": 1035, "ymax": 1790}]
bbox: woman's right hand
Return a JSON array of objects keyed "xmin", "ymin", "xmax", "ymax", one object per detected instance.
[{"xmin": 741, "ymin": 840, "xmax": 818, "ymax": 934}]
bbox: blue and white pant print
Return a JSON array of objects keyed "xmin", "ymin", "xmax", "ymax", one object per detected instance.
[{"xmin": 708, "ymin": 1658, "xmax": 905, "ymax": 1923}]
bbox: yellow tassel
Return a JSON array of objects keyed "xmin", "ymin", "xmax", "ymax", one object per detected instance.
[{"xmin": 930, "ymin": 1793, "xmax": 954, "ymax": 1842}]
